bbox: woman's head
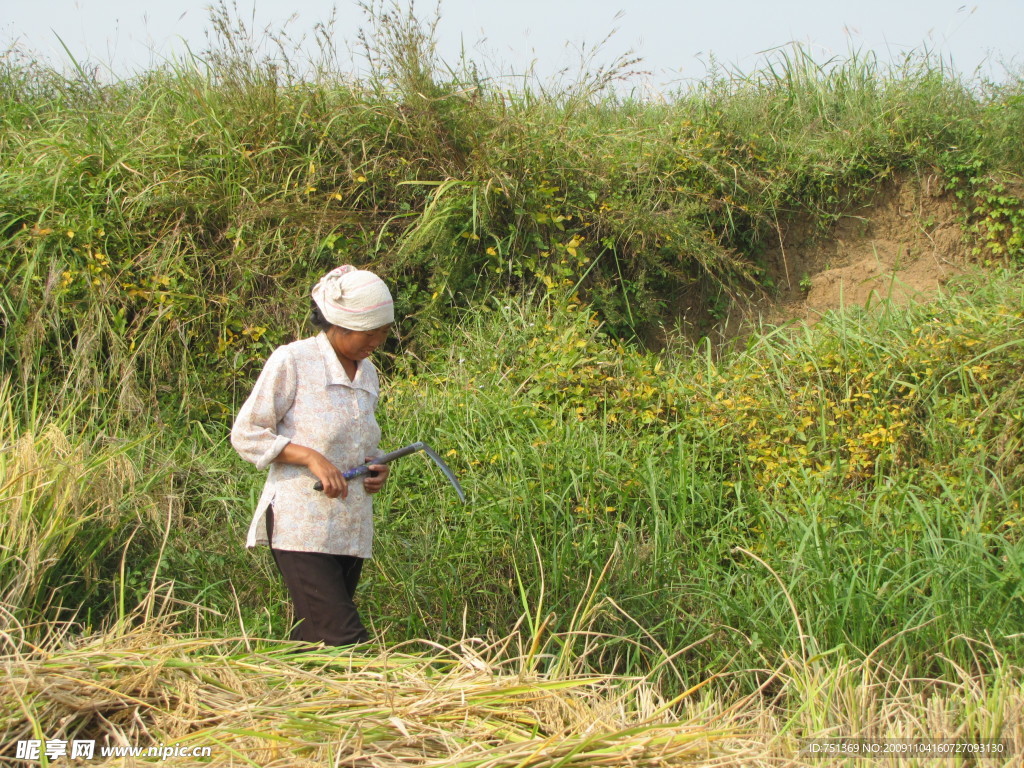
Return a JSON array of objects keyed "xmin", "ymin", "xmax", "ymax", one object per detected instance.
[
  {"xmin": 311, "ymin": 265, "xmax": 394, "ymax": 331},
  {"xmin": 310, "ymin": 298, "xmax": 391, "ymax": 358},
  {"xmin": 311, "ymin": 266, "xmax": 394, "ymax": 362},
  {"xmin": 326, "ymin": 323, "xmax": 391, "ymax": 361}
]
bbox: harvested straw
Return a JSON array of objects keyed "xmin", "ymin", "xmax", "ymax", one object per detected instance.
[
  {"xmin": 0, "ymin": 617, "xmax": 748, "ymax": 767},
  {"xmin": 2, "ymin": 613, "xmax": 1020, "ymax": 767}
]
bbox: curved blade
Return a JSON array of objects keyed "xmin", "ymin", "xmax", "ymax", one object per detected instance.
[{"xmin": 419, "ymin": 444, "xmax": 467, "ymax": 503}]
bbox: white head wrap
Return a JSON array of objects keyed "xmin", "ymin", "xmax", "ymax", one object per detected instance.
[{"xmin": 311, "ymin": 265, "xmax": 394, "ymax": 331}]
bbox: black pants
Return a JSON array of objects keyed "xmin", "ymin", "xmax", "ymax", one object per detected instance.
[{"xmin": 266, "ymin": 506, "xmax": 370, "ymax": 646}]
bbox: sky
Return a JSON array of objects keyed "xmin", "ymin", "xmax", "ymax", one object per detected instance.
[{"xmin": 2, "ymin": 1, "xmax": 1022, "ymax": 89}]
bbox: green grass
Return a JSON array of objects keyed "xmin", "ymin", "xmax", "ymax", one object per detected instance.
[
  {"xmin": 354, "ymin": 281, "xmax": 1024, "ymax": 686},
  {"xmin": 9, "ymin": 275, "xmax": 1017, "ymax": 685}
]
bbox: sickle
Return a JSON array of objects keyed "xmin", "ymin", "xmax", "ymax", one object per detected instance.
[{"xmin": 313, "ymin": 441, "xmax": 466, "ymax": 503}]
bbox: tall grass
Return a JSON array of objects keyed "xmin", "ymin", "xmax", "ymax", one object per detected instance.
[
  {"xmin": 0, "ymin": 380, "xmax": 149, "ymax": 629},
  {"xmin": 3, "ymin": 269, "xmax": 1020, "ymax": 683},
  {"xmin": 3, "ymin": 4, "xmax": 1023, "ymax": 430},
  {"xmin": 358, "ymin": 277, "xmax": 1024, "ymax": 686}
]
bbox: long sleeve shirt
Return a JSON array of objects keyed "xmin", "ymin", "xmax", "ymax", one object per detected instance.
[{"xmin": 231, "ymin": 332, "xmax": 382, "ymax": 557}]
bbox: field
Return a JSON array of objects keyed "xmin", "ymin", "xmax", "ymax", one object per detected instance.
[{"xmin": 2, "ymin": 3, "xmax": 1024, "ymax": 765}]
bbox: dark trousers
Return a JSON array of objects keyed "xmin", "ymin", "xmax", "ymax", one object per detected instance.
[{"xmin": 266, "ymin": 506, "xmax": 370, "ymax": 646}]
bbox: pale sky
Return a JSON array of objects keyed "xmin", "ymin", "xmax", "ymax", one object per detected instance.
[{"xmin": 2, "ymin": 1, "xmax": 1022, "ymax": 89}]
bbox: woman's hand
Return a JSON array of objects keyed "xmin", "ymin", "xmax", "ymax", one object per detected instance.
[
  {"xmin": 275, "ymin": 443, "xmax": 348, "ymax": 499},
  {"xmin": 363, "ymin": 460, "xmax": 390, "ymax": 494},
  {"xmin": 309, "ymin": 453, "xmax": 349, "ymax": 499}
]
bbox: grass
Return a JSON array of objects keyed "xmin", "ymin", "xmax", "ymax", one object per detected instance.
[
  {"xmin": 359, "ymin": 279, "xmax": 1024, "ymax": 684},
  {"xmin": 8, "ymin": 273, "xmax": 1018, "ymax": 681},
  {"xmin": 0, "ymin": 379, "xmax": 153, "ymax": 628},
  {"xmin": 2, "ymin": 1, "xmax": 1024, "ymax": 758}
]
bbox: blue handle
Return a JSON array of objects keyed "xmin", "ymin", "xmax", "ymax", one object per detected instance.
[
  {"xmin": 313, "ymin": 465, "xmax": 377, "ymax": 491},
  {"xmin": 342, "ymin": 465, "xmax": 374, "ymax": 480}
]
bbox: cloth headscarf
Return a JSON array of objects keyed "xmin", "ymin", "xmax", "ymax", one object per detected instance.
[{"xmin": 311, "ymin": 266, "xmax": 394, "ymax": 331}]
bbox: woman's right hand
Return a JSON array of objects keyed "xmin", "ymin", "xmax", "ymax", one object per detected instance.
[
  {"xmin": 308, "ymin": 452, "xmax": 348, "ymax": 499},
  {"xmin": 274, "ymin": 443, "xmax": 348, "ymax": 499}
]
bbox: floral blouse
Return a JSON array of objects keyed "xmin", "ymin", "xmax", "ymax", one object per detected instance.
[{"xmin": 231, "ymin": 332, "xmax": 382, "ymax": 557}]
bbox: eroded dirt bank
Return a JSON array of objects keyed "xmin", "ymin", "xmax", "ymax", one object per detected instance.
[{"xmin": 716, "ymin": 177, "xmax": 975, "ymax": 343}]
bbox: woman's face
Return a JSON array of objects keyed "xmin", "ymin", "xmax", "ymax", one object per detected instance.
[{"xmin": 328, "ymin": 324, "xmax": 391, "ymax": 362}]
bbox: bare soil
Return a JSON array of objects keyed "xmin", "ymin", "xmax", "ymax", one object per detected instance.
[{"xmin": 716, "ymin": 175, "xmax": 974, "ymax": 343}]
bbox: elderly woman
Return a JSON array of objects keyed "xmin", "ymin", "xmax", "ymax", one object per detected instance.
[{"xmin": 231, "ymin": 265, "xmax": 394, "ymax": 646}]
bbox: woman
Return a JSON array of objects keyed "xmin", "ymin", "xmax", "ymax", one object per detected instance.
[{"xmin": 231, "ymin": 265, "xmax": 394, "ymax": 646}]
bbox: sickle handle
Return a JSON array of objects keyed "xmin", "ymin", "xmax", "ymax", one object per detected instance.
[{"xmin": 313, "ymin": 465, "xmax": 378, "ymax": 491}]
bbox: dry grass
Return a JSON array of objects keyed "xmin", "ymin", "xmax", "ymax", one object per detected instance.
[
  {"xmin": 1, "ymin": 606, "xmax": 1020, "ymax": 767},
  {"xmin": 0, "ymin": 612, "xmax": 745, "ymax": 766},
  {"xmin": 0, "ymin": 394, "xmax": 134, "ymax": 617}
]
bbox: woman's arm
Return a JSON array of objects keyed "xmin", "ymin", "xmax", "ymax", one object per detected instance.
[{"xmin": 231, "ymin": 347, "xmax": 296, "ymax": 470}]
